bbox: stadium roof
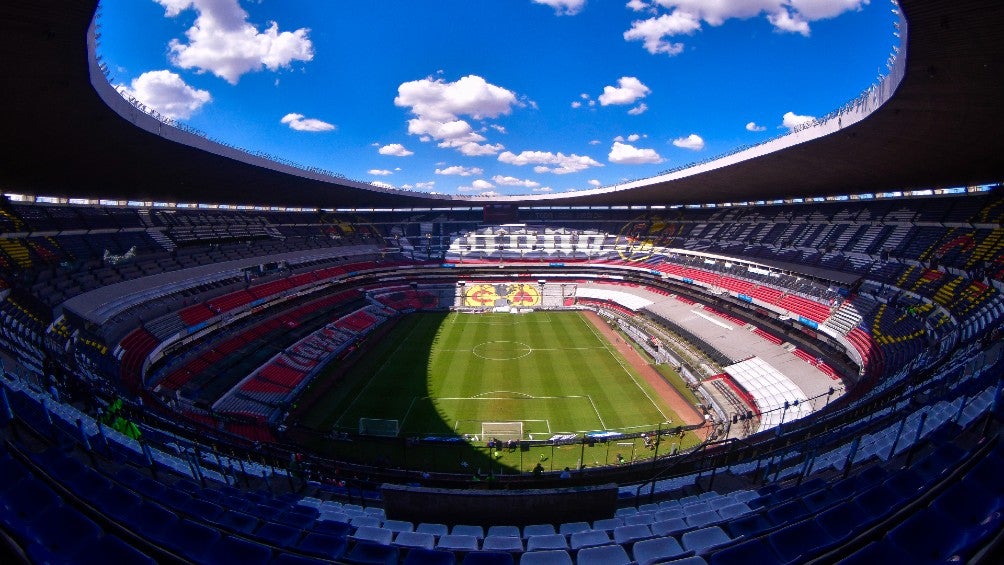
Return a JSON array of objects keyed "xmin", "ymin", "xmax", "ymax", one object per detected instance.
[{"xmin": 0, "ymin": 1, "xmax": 1002, "ymax": 209}]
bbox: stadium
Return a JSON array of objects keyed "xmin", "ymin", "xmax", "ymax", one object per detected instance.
[{"xmin": 0, "ymin": 0, "xmax": 1002, "ymax": 563}]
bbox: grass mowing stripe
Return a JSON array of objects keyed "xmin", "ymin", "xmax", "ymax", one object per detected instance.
[{"xmin": 578, "ymin": 312, "xmax": 670, "ymax": 423}]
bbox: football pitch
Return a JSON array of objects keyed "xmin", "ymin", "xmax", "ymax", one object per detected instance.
[
  {"xmin": 295, "ymin": 311, "xmax": 700, "ymax": 473},
  {"xmin": 304, "ymin": 311, "xmax": 675, "ymax": 434}
]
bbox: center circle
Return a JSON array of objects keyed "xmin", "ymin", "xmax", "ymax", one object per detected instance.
[{"xmin": 473, "ymin": 341, "xmax": 533, "ymax": 361}]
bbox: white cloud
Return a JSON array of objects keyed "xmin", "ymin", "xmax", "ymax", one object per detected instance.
[
  {"xmin": 394, "ymin": 75, "xmax": 518, "ymax": 155},
  {"xmin": 438, "ymin": 140, "xmax": 505, "ymax": 156},
  {"xmin": 532, "ymin": 186, "xmax": 554, "ymax": 193},
  {"xmin": 672, "ymin": 133, "xmax": 705, "ymax": 150},
  {"xmin": 614, "ymin": 134, "xmax": 644, "ymax": 142},
  {"xmin": 116, "ymin": 70, "xmax": 211, "ymax": 120},
  {"xmin": 492, "ymin": 175, "xmax": 541, "ymax": 188},
  {"xmin": 782, "ymin": 110, "xmax": 816, "ymax": 130},
  {"xmin": 626, "ymin": 0, "xmax": 650, "ymax": 11},
  {"xmin": 767, "ymin": 8, "xmax": 810, "ymax": 35},
  {"xmin": 370, "ymin": 181, "xmax": 395, "ymax": 189},
  {"xmin": 280, "ymin": 113, "xmax": 335, "ymax": 132},
  {"xmin": 368, "ymin": 169, "xmax": 393, "ymax": 176},
  {"xmin": 378, "ymin": 143, "xmax": 414, "ymax": 156},
  {"xmin": 746, "ymin": 121, "xmax": 767, "ymax": 132},
  {"xmin": 435, "ymin": 165, "xmax": 484, "ymax": 176},
  {"xmin": 532, "ymin": 0, "xmax": 587, "ymax": 16},
  {"xmin": 628, "ymin": 103, "xmax": 649, "ymax": 115},
  {"xmin": 588, "ymin": 179, "xmax": 602, "ymax": 186},
  {"xmin": 571, "ymin": 101, "xmax": 582, "ymax": 109},
  {"xmin": 624, "ymin": 1, "xmax": 870, "ymax": 55},
  {"xmin": 490, "ymin": 124, "xmax": 507, "ymax": 134},
  {"xmin": 457, "ymin": 179, "xmax": 497, "ymax": 194},
  {"xmin": 415, "ymin": 181, "xmax": 436, "ymax": 190},
  {"xmin": 156, "ymin": 0, "xmax": 313, "ymax": 85},
  {"xmin": 623, "ymin": 11, "xmax": 699, "ymax": 55},
  {"xmin": 790, "ymin": 0, "xmax": 870, "ymax": 21},
  {"xmin": 156, "ymin": 0, "xmax": 195, "ymax": 18},
  {"xmin": 598, "ymin": 77, "xmax": 652, "ymax": 106},
  {"xmin": 589, "ymin": 139, "xmax": 601, "ymax": 145},
  {"xmin": 498, "ymin": 150, "xmax": 603, "ymax": 174},
  {"xmin": 608, "ymin": 141, "xmax": 665, "ymax": 164}
]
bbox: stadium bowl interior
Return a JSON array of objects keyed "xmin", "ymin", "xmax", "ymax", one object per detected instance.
[{"xmin": 0, "ymin": 0, "xmax": 1002, "ymax": 563}]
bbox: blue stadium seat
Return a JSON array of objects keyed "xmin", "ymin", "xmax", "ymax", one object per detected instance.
[
  {"xmin": 207, "ymin": 534, "xmax": 274, "ymax": 564},
  {"xmin": 0, "ymin": 477, "xmax": 62, "ymax": 538},
  {"xmin": 209, "ymin": 509, "xmax": 260, "ymax": 535},
  {"xmin": 296, "ymin": 531, "xmax": 348, "ymax": 560},
  {"xmin": 815, "ymin": 500, "xmax": 872, "ymax": 542},
  {"xmin": 569, "ymin": 529, "xmax": 611, "ymax": 551},
  {"xmin": 765, "ymin": 499, "xmax": 811, "ymax": 525},
  {"xmin": 272, "ymin": 552, "xmax": 331, "ymax": 565},
  {"xmin": 123, "ymin": 500, "xmax": 179, "ymax": 542},
  {"xmin": 24, "ymin": 504, "xmax": 103, "ymax": 563},
  {"xmin": 657, "ymin": 557, "xmax": 707, "ymax": 565},
  {"xmin": 436, "ymin": 534, "xmax": 480, "ymax": 552},
  {"xmin": 686, "ymin": 509, "xmax": 720, "ymax": 529},
  {"xmin": 592, "ymin": 517, "xmax": 623, "ymax": 532},
  {"xmin": 521, "ymin": 524, "xmax": 556, "ymax": 538},
  {"xmin": 486, "ymin": 526, "xmax": 520, "ymax": 538},
  {"xmin": 577, "ymin": 544, "xmax": 631, "ymax": 565},
  {"xmin": 836, "ymin": 540, "xmax": 902, "ymax": 564},
  {"xmin": 724, "ymin": 512, "xmax": 773, "ymax": 538},
  {"xmin": 651, "ymin": 517, "xmax": 689, "ymax": 537},
  {"xmin": 353, "ymin": 526, "xmax": 395, "ymax": 545},
  {"xmin": 852, "ymin": 484, "xmax": 905, "ymax": 519},
  {"xmin": 767, "ymin": 518, "xmax": 836, "ymax": 563},
  {"xmin": 680, "ymin": 526, "xmax": 731, "ymax": 553},
  {"xmin": 310, "ymin": 519, "xmax": 352, "ymax": 538},
  {"xmin": 526, "ymin": 534, "xmax": 569, "ymax": 552},
  {"xmin": 558, "ymin": 521, "xmax": 591, "ymax": 536},
  {"xmin": 451, "ymin": 524, "xmax": 485, "ymax": 539},
  {"xmin": 344, "ymin": 539, "xmax": 400, "ymax": 564},
  {"xmin": 612, "ymin": 523, "xmax": 653, "ymax": 546},
  {"xmin": 480, "ymin": 535, "xmax": 523, "ymax": 553},
  {"xmin": 402, "ymin": 547, "xmax": 456, "ymax": 565},
  {"xmin": 519, "ymin": 549, "xmax": 573, "ymax": 565},
  {"xmin": 383, "ymin": 519, "xmax": 415, "ymax": 534},
  {"xmin": 933, "ymin": 476, "xmax": 1004, "ymax": 554},
  {"xmin": 417, "ymin": 523, "xmax": 450, "ymax": 538},
  {"xmin": 708, "ymin": 537, "xmax": 781, "ymax": 565},
  {"xmin": 394, "ymin": 531, "xmax": 437, "ymax": 550},
  {"xmin": 631, "ymin": 536, "xmax": 687, "ymax": 565},
  {"xmin": 255, "ymin": 521, "xmax": 304, "ymax": 548},
  {"xmin": 885, "ymin": 507, "xmax": 968, "ymax": 562},
  {"xmin": 80, "ymin": 534, "xmax": 157, "ymax": 565},
  {"xmin": 462, "ymin": 550, "xmax": 515, "ymax": 565},
  {"xmin": 154, "ymin": 518, "xmax": 222, "ymax": 562}
]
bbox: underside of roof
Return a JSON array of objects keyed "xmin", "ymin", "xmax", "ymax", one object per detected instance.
[{"xmin": 0, "ymin": 1, "xmax": 1001, "ymax": 209}]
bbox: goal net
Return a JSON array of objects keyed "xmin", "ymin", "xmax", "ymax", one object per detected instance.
[
  {"xmin": 358, "ymin": 418, "xmax": 400, "ymax": 437},
  {"xmin": 481, "ymin": 421, "xmax": 524, "ymax": 442}
]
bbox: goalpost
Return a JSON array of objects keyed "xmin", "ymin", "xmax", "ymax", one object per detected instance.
[
  {"xmin": 358, "ymin": 417, "xmax": 400, "ymax": 437},
  {"xmin": 481, "ymin": 421, "xmax": 524, "ymax": 442}
]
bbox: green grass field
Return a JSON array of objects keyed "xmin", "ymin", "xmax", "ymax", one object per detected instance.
[{"xmin": 295, "ymin": 311, "xmax": 701, "ymax": 474}]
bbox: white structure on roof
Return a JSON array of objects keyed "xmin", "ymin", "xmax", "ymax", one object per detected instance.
[
  {"xmin": 575, "ymin": 287, "xmax": 653, "ymax": 311},
  {"xmin": 724, "ymin": 356, "xmax": 812, "ymax": 433}
]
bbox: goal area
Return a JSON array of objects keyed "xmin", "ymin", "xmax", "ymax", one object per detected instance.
[
  {"xmin": 359, "ymin": 418, "xmax": 400, "ymax": 437},
  {"xmin": 480, "ymin": 421, "xmax": 524, "ymax": 442}
]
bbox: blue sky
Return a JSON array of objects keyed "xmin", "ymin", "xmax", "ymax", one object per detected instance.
[{"xmin": 97, "ymin": 0, "xmax": 898, "ymax": 197}]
